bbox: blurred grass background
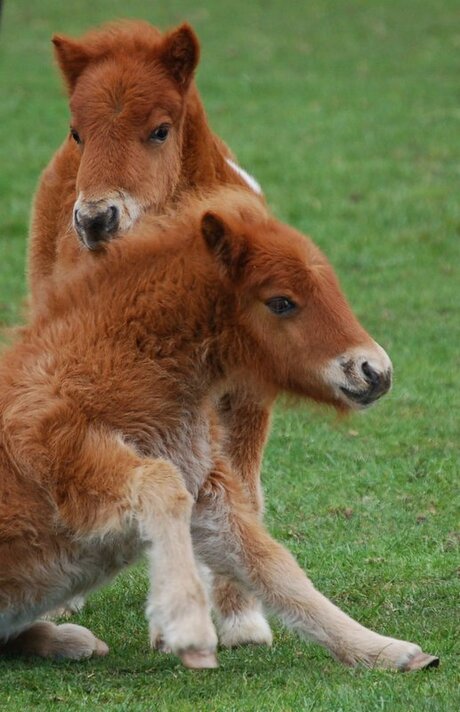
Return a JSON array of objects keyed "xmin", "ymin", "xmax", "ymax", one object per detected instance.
[{"xmin": 0, "ymin": 0, "xmax": 458, "ymax": 710}]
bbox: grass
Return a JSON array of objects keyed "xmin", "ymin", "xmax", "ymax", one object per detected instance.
[{"xmin": 0, "ymin": 0, "xmax": 459, "ymax": 709}]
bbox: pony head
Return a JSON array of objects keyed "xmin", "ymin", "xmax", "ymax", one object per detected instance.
[
  {"xmin": 200, "ymin": 204, "xmax": 392, "ymax": 409},
  {"xmin": 53, "ymin": 21, "xmax": 200, "ymax": 249}
]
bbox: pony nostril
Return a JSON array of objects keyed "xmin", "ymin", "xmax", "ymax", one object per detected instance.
[
  {"xmin": 106, "ymin": 205, "xmax": 119, "ymax": 230},
  {"xmin": 361, "ymin": 361, "xmax": 380, "ymax": 387}
]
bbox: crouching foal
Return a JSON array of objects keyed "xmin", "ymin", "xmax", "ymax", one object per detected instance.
[{"xmin": 0, "ymin": 192, "xmax": 437, "ymax": 670}]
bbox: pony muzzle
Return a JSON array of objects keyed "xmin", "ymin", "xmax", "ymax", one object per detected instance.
[
  {"xmin": 74, "ymin": 201, "xmax": 120, "ymax": 250},
  {"xmin": 325, "ymin": 342, "xmax": 393, "ymax": 409},
  {"xmin": 73, "ymin": 192, "xmax": 143, "ymax": 250}
]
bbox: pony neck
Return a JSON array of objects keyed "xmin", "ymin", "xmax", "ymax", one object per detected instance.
[
  {"xmin": 104, "ymin": 237, "xmax": 247, "ymax": 385},
  {"xmin": 178, "ymin": 86, "xmax": 232, "ymax": 192}
]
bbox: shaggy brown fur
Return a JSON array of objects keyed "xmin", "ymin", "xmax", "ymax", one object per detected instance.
[
  {"xmin": 1, "ymin": 189, "xmax": 437, "ymax": 670},
  {"xmin": 28, "ymin": 21, "xmax": 255, "ymax": 299},
  {"xmin": 28, "ymin": 20, "xmax": 270, "ymax": 635}
]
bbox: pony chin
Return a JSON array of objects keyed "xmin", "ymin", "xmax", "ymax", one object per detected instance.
[{"xmin": 279, "ymin": 377, "xmax": 352, "ymax": 412}]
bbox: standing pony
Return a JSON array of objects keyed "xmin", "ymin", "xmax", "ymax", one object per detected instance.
[
  {"xmin": 1, "ymin": 190, "xmax": 437, "ymax": 670},
  {"xmin": 28, "ymin": 20, "xmax": 271, "ymax": 645}
]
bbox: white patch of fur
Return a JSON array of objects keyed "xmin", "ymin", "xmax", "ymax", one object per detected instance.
[
  {"xmin": 45, "ymin": 622, "xmax": 109, "ymax": 659},
  {"xmin": 226, "ymin": 158, "xmax": 263, "ymax": 195},
  {"xmin": 321, "ymin": 340, "xmax": 393, "ymax": 406},
  {"xmin": 73, "ymin": 190, "xmax": 142, "ymax": 240},
  {"xmin": 217, "ymin": 603, "xmax": 273, "ymax": 648},
  {"xmin": 146, "ymin": 584, "xmax": 218, "ymax": 656}
]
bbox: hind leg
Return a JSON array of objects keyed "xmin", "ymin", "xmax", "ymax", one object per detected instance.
[
  {"xmin": 192, "ymin": 467, "xmax": 439, "ymax": 671},
  {"xmin": 54, "ymin": 427, "xmax": 217, "ymax": 668},
  {"xmin": 1, "ymin": 621, "xmax": 108, "ymax": 660}
]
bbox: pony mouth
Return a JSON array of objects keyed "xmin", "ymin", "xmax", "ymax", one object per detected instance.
[
  {"xmin": 79, "ymin": 230, "xmax": 118, "ymax": 252},
  {"xmin": 339, "ymin": 385, "xmax": 386, "ymax": 408}
]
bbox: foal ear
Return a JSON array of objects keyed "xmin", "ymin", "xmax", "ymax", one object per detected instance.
[
  {"xmin": 158, "ymin": 23, "xmax": 200, "ymax": 90},
  {"xmin": 52, "ymin": 35, "xmax": 92, "ymax": 93},
  {"xmin": 201, "ymin": 212, "xmax": 248, "ymax": 281}
]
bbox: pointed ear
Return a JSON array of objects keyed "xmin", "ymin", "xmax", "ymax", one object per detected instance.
[
  {"xmin": 158, "ymin": 23, "xmax": 200, "ymax": 90},
  {"xmin": 52, "ymin": 35, "xmax": 92, "ymax": 93},
  {"xmin": 201, "ymin": 211, "xmax": 248, "ymax": 281}
]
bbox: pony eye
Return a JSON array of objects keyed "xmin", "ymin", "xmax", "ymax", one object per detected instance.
[
  {"xmin": 265, "ymin": 296, "xmax": 298, "ymax": 316},
  {"xmin": 149, "ymin": 124, "xmax": 170, "ymax": 143},
  {"xmin": 70, "ymin": 128, "xmax": 81, "ymax": 144}
]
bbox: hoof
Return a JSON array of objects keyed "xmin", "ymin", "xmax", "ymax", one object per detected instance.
[
  {"xmin": 180, "ymin": 649, "xmax": 219, "ymax": 669},
  {"xmin": 402, "ymin": 652, "xmax": 440, "ymax": 672},
  {"xmin": 94, "ymin": 638, "xmax": 110, "ymax": 657},
  {"xmin": 55, "ymin": 624, "xmax": 109, "ymax": 660}
]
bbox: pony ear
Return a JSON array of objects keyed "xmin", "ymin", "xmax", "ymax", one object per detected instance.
[
  {"xmin": 52, "ymin": 35, "xmax": 92, "ymax": 93},
  {"xmin": 158, "ymin": 23, "xmax": 200, "ymax": 90},
  {"xmin": 201, "ymin": 211, "xmax": 248, "ymax": 281}
]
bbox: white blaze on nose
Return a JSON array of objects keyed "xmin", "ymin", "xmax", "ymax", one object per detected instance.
[
  {"xmin": 355, "ymin": 341, "xmax": 393, "ymax": 379},
  {"xmin": 322, "ymin": 340, "xmax": 393, "ymax": 403},
  {"xmin": 73, "ymin": 191, "xmax": 142, "ymax": 235}
]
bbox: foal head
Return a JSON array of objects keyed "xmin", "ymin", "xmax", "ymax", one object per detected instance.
[
  {"xmin": 53, "ymin": 21, "xmax": 200, "ymax": 249},
  {"xmin": 201, "ymin": 204, "xmax": 392, "ymax": 410}
]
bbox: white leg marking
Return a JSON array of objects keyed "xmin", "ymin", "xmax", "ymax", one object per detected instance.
[{"xmin": 217, "ymin": 601, "xmax": 273, "ymax": 648}]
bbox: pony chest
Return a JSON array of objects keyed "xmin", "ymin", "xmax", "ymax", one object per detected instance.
[{"xmin": 140, "ymin": 415, "xmax": 214, "ymax": 499}]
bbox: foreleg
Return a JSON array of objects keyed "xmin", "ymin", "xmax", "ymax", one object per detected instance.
[
  {"xmin": 192, "ymin": 469, "xmax": 438, "ymax": 671},
  {"xmin": 212, "ymin": 388, "xmax": 274, "ymax": 647}
]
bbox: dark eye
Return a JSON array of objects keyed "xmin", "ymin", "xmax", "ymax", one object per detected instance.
[
  {"xmin": 70, "ymin": 128, "xmax": 81, "ymax": 144},
  {"xmin": 265, "ymin": 296, "xmax": 298, "ymax": 316},
  {"xmin": 149, "ymin": 124, "xmax": 170, "ymax": 143}
]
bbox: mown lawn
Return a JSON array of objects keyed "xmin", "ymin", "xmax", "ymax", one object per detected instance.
[{"xmin": 0, "ymin": 0, "xmax": 458, "ymax": 710}]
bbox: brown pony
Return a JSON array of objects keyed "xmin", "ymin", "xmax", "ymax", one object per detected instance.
[
  {"xmin": 29, "ymin": 20, "xmax": 271, "ymax": 643},
  {"xmin": 29, "ymin": 20, "xmax": 260, "ymax": 295},
  {"xmin": 1, "ymin": 189, "xmax": 437, "ymax": 671}
]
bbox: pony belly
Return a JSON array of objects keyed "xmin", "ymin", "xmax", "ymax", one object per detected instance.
[{"xmin": 0, "ymin": 528, "xmax": 143, "ymax": 642}]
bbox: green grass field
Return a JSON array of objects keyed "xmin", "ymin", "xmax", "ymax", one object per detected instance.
[{"xmin": 0, "ymin": 0, "xmax": 458, "ymax": 709}]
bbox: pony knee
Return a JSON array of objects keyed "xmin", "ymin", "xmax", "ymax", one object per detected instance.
[{"xmin": 132, "ymin": 459, "xmax": 194, "ymax": 522}]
